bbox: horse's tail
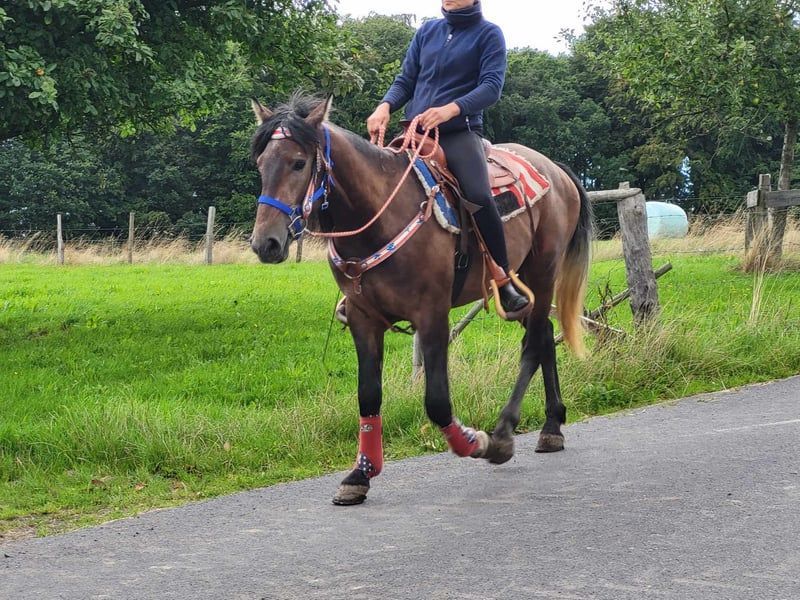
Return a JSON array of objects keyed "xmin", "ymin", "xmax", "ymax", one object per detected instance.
[{"xmin": 554, "ymin": 162, "xmax": 593, "ymax": 358}]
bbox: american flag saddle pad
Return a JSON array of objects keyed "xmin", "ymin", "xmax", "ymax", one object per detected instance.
[{"xmin": 410, "ymin": 146, "xmax": 551, "ymax": 235}]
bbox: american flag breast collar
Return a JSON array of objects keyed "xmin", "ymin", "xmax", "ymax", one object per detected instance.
[{"xmin": 329, "ymin": 189, "xmax": 436, "ymax": 295}]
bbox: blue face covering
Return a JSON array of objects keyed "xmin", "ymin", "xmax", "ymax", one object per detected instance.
[{"xmin": 441, "ymin": 0, "xmax": 483, "ymax": 28}]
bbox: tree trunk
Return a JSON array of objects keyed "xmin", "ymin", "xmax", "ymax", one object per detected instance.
[{"xmin": 770, "ymin": 118, "xmax": 798, "ymax": 259}]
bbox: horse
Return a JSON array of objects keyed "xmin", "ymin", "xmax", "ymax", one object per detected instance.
[{"xmin": 249, "ymin": 95, "xmax": 592, "ymax": 505}]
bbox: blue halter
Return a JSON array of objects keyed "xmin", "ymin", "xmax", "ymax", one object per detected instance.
[
  {"xmin": 256, "ymin": 195, "xmax": 305, "ymax": 240},
  {"xmin": 257, "ymin": 126, "xmax": 334, "ymax": 241}
]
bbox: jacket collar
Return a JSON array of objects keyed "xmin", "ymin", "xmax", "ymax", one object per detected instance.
[{"xmin": 442, "ymin": 1, "xmax": 483, "ymax": 28}]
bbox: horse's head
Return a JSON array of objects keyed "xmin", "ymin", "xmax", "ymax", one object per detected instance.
[{"xmin": 249, "ymin": 96, "xmax": 332, "ymax": 263}]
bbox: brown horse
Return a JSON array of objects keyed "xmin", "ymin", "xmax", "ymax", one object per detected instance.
[{"xmin": 250, "ymin": 95, "xmax": 592, "ymax": 505}]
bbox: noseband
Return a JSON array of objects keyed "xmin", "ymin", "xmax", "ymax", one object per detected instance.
[{"xmin": 257, "ymin": 125, "xmax": 334, "ymax": 240}]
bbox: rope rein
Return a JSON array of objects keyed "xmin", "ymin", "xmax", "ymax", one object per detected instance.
[{"xmin": 304, "ymin": 116, "xmax": 439, "ymax": 239}]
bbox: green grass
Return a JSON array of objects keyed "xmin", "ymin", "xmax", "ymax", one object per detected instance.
[{"xmin": 1, "ymin": 255, "xmax": 799, "ymax": 537}]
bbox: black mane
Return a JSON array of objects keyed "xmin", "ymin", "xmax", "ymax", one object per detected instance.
[{"xmin": 250, "ymin": 94, "xmax": 323, "ymax": 160}]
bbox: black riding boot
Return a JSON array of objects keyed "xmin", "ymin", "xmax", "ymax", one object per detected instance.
[{"xmin": 472, "ymin": 206, "xmax": 530, "ymax": 314}]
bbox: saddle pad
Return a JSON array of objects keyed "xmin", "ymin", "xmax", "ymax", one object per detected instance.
[{"xmin": 410, "ymin": 148, "xmax": 551, "ymax": 234}]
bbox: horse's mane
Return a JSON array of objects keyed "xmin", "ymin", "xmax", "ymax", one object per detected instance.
[
  {"xmin": 250, "ymin": 94, "xmax": 322, "ymax": 160},
  {"xmin": 250, "ymin": 93, "xmax": 401, "ymax": 166}
]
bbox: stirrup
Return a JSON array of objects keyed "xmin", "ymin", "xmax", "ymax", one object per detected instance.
[{"xmin": 490, "ymin": 270, "xmax": 534, "ymax": 321}]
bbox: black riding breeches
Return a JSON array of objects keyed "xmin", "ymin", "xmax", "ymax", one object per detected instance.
[{"xmin": 438, "ymin": 129, "xmax": 510, "ymax": 271}]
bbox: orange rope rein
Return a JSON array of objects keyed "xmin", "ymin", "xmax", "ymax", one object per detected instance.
[{"xmin": 305, "ymin": 116, "xmax": 440, "ymax": 239}]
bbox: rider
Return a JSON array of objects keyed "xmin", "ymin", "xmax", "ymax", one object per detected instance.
[{"xmin": 367, "ymin": 0, "xmax": 530, "ymax": 315}]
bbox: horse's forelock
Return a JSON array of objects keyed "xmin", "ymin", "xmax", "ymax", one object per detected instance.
[{"xmin": 250, "ymin": 95, "xmax": 322, "ymax": 161}]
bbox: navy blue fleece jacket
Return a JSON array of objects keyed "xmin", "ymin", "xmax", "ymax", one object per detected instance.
[{"xmin": 381, "ymin": 10, "xmax": 507, "ymax": 133}]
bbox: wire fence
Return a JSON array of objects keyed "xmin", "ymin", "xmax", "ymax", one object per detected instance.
[{"xmin": 1, "ymin": 207, "xmax": 799, "ymax": 267}]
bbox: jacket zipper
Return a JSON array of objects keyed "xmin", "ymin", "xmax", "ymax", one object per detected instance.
[{"xmin": 427, "ymin": 26, "xmax": 455, "ymax": 114}]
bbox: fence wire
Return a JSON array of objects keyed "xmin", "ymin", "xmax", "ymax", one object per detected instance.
[{"xmin": 1, "ymin": 210, "xmax": 798, "ymax": 266}]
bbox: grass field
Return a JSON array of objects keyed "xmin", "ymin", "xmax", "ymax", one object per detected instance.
[{"xmin": 1, "ymin": 246, "xmax": 800, "ymax": 539}]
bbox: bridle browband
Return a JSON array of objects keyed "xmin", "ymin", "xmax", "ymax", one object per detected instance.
[{"xmin": 257, "ymin": 125, "xmax": 334, "ymax": 240}]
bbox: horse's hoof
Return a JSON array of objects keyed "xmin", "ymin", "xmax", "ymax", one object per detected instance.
[
  {"xmin": 332, "ymin": 484, "xmax": 369, "ymax": 506},
  {"xmin": 536, "ymin": 432, "xmax": 565, "ymax": 453},
  {"xmin": 484, "ymin": 433, "xmax": 515, "ymax": 465}
]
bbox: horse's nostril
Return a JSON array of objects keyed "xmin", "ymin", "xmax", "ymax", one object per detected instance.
[
  {"xmin": 252, "ymin": 235, "xmax": 285, "ymax": 263},
  {"xmin": 264, "ymin": 237, "xmax": 281, "ymax": 253}
]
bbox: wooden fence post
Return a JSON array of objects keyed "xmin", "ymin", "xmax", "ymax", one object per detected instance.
[
  {"xmin": 56, "ymin": 213, "xmax": 64, "ymax": 265},
  {"xmin": 127, "ymin": 212, "xmax": 135, "ymax": 264},
  {"xmin": 412, "ymin": 333, "xmax": 424, "ymax": 381},
  {"xmin": 205, "ymin": 206, "xmax": 216, "ymax": 265},
  {"xmin": 770, "ymin": 120, "xmax": 797, "ymax": 260},
  {"xmin": 449, "ymin": 300, "xmax": 485, "ymax": 343},
  {"xmin": 296, "ymin": 233, "xmax": 304, "ymax": 263},
  {"xmin": 615, "ymin": 182, "xmax": 659, "ymax": 322},
  {"xmin": 745, "ymin": 174, "xmax": 771, "ymax": 261}
]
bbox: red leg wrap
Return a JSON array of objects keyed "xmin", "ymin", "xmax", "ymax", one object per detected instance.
[
  {"xmin": 355, "ymin": 415, "xmax": 383, "ymax": 478},
  {"xmin": 441, "ymin": 419, "xmax": 479, "ymax": 457}
]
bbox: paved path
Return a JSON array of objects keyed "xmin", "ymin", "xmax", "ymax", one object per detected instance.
[{"xmin": 3, "ymin": 377, "xmax": 800, "ymax": 599}]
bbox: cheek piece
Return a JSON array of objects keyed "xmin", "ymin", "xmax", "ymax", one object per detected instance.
[
  {"xmin": 441, "ymin": 419, "xmax": 480, "ymax": 457},
  {"xmin": 356, "ymin": 416, "xmax": 383, "ymax": 478}
]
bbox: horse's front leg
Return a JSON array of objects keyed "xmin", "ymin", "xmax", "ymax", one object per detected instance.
[
  {"xmin": 332, "ymin": 306, "xmax": 386, "ymax": 506},
  {"xmin": 418, "ymin": 311, "xmax": 490, "ymax": 459}
]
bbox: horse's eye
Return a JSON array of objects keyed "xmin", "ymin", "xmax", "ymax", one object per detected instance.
[{"xmin": 292, "ymin": 159, "xmax": 307, "ymax": 171}]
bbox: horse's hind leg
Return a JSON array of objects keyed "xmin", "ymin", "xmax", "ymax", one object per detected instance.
[
  {"xmin": 487, "ymin": 283, "xmax": 566, "ymax": 463},
  {"xmin": 333, "ymin": 310, "xmax": 386, "ymax": 506},
  {"xmin": 531, "ymin": 317, "xmax": 567, "ymax": 453}
]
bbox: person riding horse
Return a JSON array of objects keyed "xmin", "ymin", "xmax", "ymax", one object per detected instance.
[
  {"xmin": 339, "ymin": 0, "xmax": 529, "ymax": 323},
  {"xmin": 248, "ymin": 0, "xmax": 592, "ymax": 505}
]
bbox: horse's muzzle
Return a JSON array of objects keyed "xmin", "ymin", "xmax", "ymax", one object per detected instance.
[{"xmin": 252, "ymin": 235, "xmax": 289, "ymax": 264}]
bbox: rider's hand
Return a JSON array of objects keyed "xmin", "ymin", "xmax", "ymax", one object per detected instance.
[
  {"xmin": 367, "ymin": 102, "xmax": 391, "ymax": 139},
  {"xmin": 418, "ymin": 103, "xmax": 461, "ymax": 131}
]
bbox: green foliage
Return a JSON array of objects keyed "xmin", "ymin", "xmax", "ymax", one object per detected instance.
[
  {"xmin": 0, "ymin": 137, "xmax": 127, "ymax": 232},
  {"xmin": 583, "ymin": 0, "xmax": 800, "ymax": 201},
  {"xmin": 334, "ymin": 14, "xmax": 416, "ymax": 134},
  {"xmin": 0, "ymin": 0, "xmax": 360, "ymax": 141},
  {"xmin": 486, "ymin": 50, "xmax": 624, "ymax": 189}
]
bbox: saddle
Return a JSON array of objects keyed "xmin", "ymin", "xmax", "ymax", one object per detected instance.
[{"xmin": 388, "ymin": 127, "xmax": 520, "ymax": 194}]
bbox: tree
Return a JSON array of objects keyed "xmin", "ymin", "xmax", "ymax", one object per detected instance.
[
  {"xmin": 334, "ymin": 14, "xmax": 416, "ymax": 135},
  {"xmin": 0, "ymin": 137, "xmax": 126, "ymax": 232},
  {"xmin": 587, "ymin": 0, "xmax": 800, "ymax": 213},
  {"xmin": 0, "ymin": 0, "xmax": 359, "ymax": 141}
]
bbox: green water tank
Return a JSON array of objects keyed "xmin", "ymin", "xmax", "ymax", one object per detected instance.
[{"xmin": 646, "ymin": 201, "xmax": 689, "ymax": 239}]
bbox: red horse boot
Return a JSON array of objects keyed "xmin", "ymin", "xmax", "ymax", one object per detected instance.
[
  {"xmin": 441, "ymin": 419, "xmax": 490, "ymax": 458},
  {"xmin": 333, "ymin": 415, "xmax": 383, "ymax": 505}
]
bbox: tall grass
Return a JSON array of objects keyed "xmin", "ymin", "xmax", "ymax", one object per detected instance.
[
  {"xmin": 593, "ymin": 213, "xmax": 800, "ymax": 263},
  {"xmin": 0, "ymin": 231, "xmax": 329, "ymax": 265},
  {"xmin": 2, "ymin": 214, "xmax": 798, "ymax": 266}
]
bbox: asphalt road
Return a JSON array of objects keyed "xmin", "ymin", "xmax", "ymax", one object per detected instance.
[{"xmin": 3, "ymin": 376, "xmax": 800, "ymax": 600}]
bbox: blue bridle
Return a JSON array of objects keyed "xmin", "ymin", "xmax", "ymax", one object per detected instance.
[{"xmin": 257, "ymin": 126, "xmax": 334, "ymax": 241}]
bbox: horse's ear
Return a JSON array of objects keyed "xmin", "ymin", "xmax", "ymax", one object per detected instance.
[
  {"xmin": 251, "ymin": 98, "xmax": 273, "ymax": 125},
  {"xmin": 305, "ymin": 96, "xmax": 333, "ymax": 128}
]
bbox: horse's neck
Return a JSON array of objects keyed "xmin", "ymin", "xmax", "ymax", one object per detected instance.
[{"xmin": 323, "ymin": 127, "xmax": 419, "ymax": 243}]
